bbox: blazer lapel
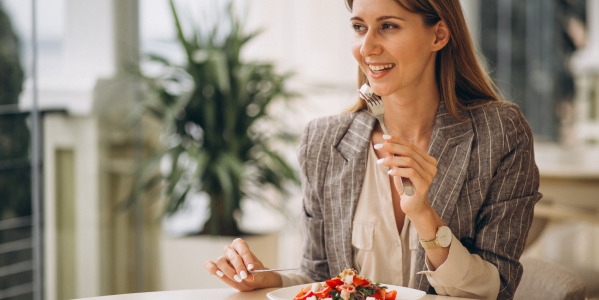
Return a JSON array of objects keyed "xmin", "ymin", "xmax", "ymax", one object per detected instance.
[
  {"xmin": 415, "ymin": 101, "xmax": 475, "ymax": 292},
  {"xmin": 427, "ymin": 101, "xmax": 474, "ymax": 220},
  {"xmin": 324, "ymin": 111, "xmax": 375, "ymax": 275}
]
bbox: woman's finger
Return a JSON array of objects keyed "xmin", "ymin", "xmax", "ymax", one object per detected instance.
[
  {"xmin": 378, "ymin": 156, "xmax": 425, "ymax": 180},
  {"xmin": 375, "ymin": 140, "xmax": 437, "ymax": 175},
  {"xmin": 231, "ymin": 238, "xmax": 258, "ymax": 281},
  {"xmin": 382, "ymin": 135, "xmax": 437, "ymax": 165},
  {"xmin": 390, "ymin": 155, "xmax": 435, "ymax": 183},
  {"xmin": 208, "ymin": 258, "xmax": 254, "ymax": 290},
  {"xmin": 375, "ymin": 145, "xmax": 436, "ymax": 182},
  {"xmin": 224, "ymin": 245, "xmax": 249, "ymax": 283},
  {"xmin": 388, "ymin": 165, "xmax": 430, "ymax": 191},
  {"xmin": 205, "ymin": 259, "xmax": 225, "ymax": 278},
  {"xmin": 215, "ymin": 255, "xmax": 239, "ymax": 282}
]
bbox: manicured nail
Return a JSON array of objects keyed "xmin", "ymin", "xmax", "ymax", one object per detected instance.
[
  {"xmin": 216, "ymin": 270, "xmax": 224, "ymax": 277},
  {"xmin": 382, "ymin": 135, "xmax": 391, "ymax": 140},
  {"xmin": 377, "ymin": 158, "xmax": 384, "ymax": 164},
  {"xmin": 247, "ymin": 264, "xmax": 254, "ymax": 271},
  {"xmin": 234, "ymin": 274, "xmax": 242, "ymax": 282},
  {"xmin": 387, "ymin": 169, "xmax": 393, "ymax": 174},
  {"xmin": 240, "ymin": 271, "xmax": 248, "ymax": 280},
  {"xmin": 374, "ymin": 144, "xmax": 383, "ymax": 149}
]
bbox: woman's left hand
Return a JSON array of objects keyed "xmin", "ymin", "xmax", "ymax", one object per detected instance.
[{"xmin": 374, "ymin": 135, "xmax": 438, "ymax": 217}]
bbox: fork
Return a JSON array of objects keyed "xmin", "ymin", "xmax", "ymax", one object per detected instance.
[
  {"xmin": 248, "ymin": 268, "xmax": 300, "ymax": 274},
  {"xmin": 358, "ymin": 84, "xmax": 416, "ymax": 196}
]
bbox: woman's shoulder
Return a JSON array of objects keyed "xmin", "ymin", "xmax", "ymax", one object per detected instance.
[
  {"xmin": 299, "ymin": 109, "xmax": 373, "ymax": 158},
  {"xmin": 303, "ymin": 110, "xmax": 371, "ymax": 137},
  {"xmin": 466, "ymin": 100, "xmax": 528, "ymax": 126},
  {"xmin": 466, "ymin": 100, "xmax": 534, "ymax": 149}
]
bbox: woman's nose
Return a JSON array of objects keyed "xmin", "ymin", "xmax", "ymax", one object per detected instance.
[{"xmin": 360, "ymin": 30, "xmax": 382, "ymax": 57}]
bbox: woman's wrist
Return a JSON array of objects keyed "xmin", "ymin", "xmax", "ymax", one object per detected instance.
[
  {"xmin": 255, "ymin": 271, "xmax": 283, "ymax": 289},
  {"xmin": 408, "ymin": 204, "xmax": 444, "ymax": 241}
]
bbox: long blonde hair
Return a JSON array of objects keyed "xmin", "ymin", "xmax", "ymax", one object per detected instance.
[{"xmin": 344, "ymin": 0, "xmax": 502, "ymax": 121}]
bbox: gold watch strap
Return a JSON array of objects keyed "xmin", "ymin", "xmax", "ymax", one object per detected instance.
[
  {"xmin": 419, "ymin": 225, "xmax": 448, "ymax": 249},
  {"xmin": 419, "ymin": 238, "xmax": 441, "ymax": 249}
]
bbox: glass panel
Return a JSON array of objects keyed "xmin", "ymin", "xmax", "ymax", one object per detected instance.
[{"xmin": 479, "ymin": 0, "xmax": 585, "ymax": 141}]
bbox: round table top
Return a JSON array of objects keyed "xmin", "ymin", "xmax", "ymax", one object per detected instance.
[{"xmin": 73, "ymin": 287, "xmax": 474, "ymax": 300}]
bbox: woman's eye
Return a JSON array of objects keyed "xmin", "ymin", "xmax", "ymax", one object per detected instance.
[
  {"xmin": 381, "ymin": 23, "xmax": 398, "ymax": 30},
  {"xmin": 351, "ymin": 24, "xmax": 366, "ymax": 32}
]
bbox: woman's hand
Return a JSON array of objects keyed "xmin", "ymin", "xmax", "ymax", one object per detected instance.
[
  {"xmin": 374, "ymin": 134, "xmax": 438, "ymax": 217},
  {"xmin": 375, "ymin": 135, "xmax": 450, "ymax": 269},
  {"xmin": 204, "ymin": 238, "xmax": 282, "ymax": 291}
]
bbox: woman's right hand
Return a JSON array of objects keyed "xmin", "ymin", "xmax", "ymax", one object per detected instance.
[{"xmin": 204, "ymin": 238, "xmax": 282, "ymax": 291}]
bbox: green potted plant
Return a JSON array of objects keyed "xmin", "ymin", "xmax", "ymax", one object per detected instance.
[
  {"xmin": 0, "ymin": 3, "xmax": 29, "ymax": 220},
  {"xmin": 133, "ymin": 0, "xmax": 299, "ymax": 236}
]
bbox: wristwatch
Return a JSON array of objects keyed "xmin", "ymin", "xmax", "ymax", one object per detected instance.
[{"xmin": 419, "ymin": 225, "xmax": 452, "ymax": 249}]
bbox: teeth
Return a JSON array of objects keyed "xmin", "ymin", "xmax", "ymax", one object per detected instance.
[{"xmin": 368, "ymin": 64, "xmax": 394, "ymax": 72}]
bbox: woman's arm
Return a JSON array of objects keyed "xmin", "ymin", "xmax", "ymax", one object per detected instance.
[
  {"xmin": 377, "ymin": 103, "xmax": 541, "ymax": 299},
  {"xmin": 425, "ymin": 103, "xmax": 541, "ymax": 300},
  {"xmin": 468, "ymin": 104, "xmax": 541, "ymax": 299}
]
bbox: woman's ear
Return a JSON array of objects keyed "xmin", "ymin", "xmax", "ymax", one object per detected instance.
[{"xmin": 432, "ymin": 20, "xmax": 450, "ymax": 51}]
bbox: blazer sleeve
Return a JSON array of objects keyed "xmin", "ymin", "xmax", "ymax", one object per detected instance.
[
  {"xmin": 295, "ymin": 119, "xmax": 331, "ymax": 282},
  {"xmin": 473, "ymin": 103, "xmax": 542, "ymax": 300}
]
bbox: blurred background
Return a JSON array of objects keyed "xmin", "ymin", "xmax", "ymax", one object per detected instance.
[{"xmin": 0, "ymin": 0, "xmax": 598, "ymax": 299}]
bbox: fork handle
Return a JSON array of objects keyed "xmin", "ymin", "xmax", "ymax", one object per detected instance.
[{"xmin": 379, "ymin": 121, "xmax": 416, "ymax": 196}]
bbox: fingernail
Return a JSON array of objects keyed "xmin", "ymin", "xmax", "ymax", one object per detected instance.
[
  {"xmin": 240, "ymin": 271, "xmax": 247, "ymax": 280},
  {"xmin": 374, "ymin": 144, "xmax": 383, "ymax": 149},
  {"xmin": 387, "ymin": 169, "xmax": 393, "ymax": 174},
  {"xmin": 216, "ymin": 270, "xmax": 224, "ymax": 277},
  {"xmin": 247, "ymin": 264, "xmax": 254, "ymax": 271},
  {"xmin": 382, "ymin": 134, "xmax": 391, "ymax": 140},
  {"xmin": 234, "ymin": 274, "xmax": 242, "ymax": 282},
  {"xmin": 377, "ymin": 158, "xmax": 384, "ymax": 164}
]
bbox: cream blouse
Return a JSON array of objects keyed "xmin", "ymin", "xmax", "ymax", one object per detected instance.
[{"xmin": 351, "ymin": 144, "xmax": 419, "ymax": 287}]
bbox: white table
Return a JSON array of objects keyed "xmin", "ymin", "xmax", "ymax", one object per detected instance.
[{"xmin": 73, "ymin": 288, "xmax": 475, "ymax": 300}]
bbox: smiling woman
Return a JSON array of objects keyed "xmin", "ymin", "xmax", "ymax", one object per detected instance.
[
  {"xmin": 344, "ymin": 0, "xmax": 501, "ymax": 122},
  {"xmin": 205, "ymin": 1, "xmax": 541, "ymax": 300}
]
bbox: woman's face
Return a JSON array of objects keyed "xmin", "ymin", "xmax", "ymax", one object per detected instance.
[{"xmin": 350, "ymin": 0, "xmax": 439, "ymax": 97}]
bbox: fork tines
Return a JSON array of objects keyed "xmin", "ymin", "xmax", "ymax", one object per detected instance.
[{"xmin": 358, "ymin": 90, "xmax": 381, "ymax": 107}]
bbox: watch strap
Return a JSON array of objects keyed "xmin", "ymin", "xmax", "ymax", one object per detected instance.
[
  {"xmin": 419, "ymin": 225, "xmax": 451, "ymax": 249},
  {"xmin": 419, "ymin": 238, "xmax": 441, "ymax": 249}
]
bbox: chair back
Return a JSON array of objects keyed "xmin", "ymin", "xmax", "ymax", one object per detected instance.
[{"xmin": 514, "ymin": 256, "xmax": 586, "ymax": 300}]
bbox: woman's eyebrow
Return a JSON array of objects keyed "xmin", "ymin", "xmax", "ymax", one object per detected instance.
[
  {"xmin": 350, "ymin": 16, "xmax": 405, "ymax": 22},
  {"xmin": 377, "ymin": 16, "xmax": 404, "ymax": 21}
]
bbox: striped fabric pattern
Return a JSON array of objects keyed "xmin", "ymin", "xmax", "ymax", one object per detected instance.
[{"xmin": 296, "ymin": 99, "xmax": 541, "ymax": 300}]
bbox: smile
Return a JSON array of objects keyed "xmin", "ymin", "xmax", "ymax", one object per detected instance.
[{"xmin": 368, "ymin": 64, "xmax": 395, "ymax": 73}]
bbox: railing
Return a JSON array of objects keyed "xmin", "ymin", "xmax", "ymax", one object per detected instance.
[
  {"xmin": 0, "ymin": 217, "xmax": 34, "ymax": 299},
  {"xmin": 0, "ymin": 107, "xmax": 67, "ymax": 300}
]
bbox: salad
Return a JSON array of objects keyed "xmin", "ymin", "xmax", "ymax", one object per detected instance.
[{"xmin": 293, "ymin": 268, "xmax": 397, "ymax": 300}]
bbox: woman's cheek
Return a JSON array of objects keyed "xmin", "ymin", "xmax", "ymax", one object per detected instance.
[{"xmin": 351, "ymin": 39, "xmax": 363, "ymax": 62}]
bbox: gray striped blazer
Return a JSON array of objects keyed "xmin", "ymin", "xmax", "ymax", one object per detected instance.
[{"xmin": 296, "ymin": 99, "xmax": 542, "ymax": 300}]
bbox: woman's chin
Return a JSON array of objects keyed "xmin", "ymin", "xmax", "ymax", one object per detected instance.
[{"xmin": 369, "ymin": 85, "xmax": 391, "ymax": 97}]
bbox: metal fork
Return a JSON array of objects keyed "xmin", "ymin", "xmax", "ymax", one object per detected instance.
[
  {"xmin": 248, "ymin": 268, "xmax": 300, "ymax": 274},
  {"xmin": 358, "ymin": 85, "xmax": 416, "ymax": 196}
]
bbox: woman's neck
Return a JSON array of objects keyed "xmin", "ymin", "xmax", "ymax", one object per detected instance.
[{"xmin": 381, "ymin": 89, "xmax": 439, "ymax": 142}]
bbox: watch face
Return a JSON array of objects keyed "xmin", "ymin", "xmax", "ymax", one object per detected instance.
[{"xmin": 437, "ymin": 226, "xmax": 452, "ymax": 247}]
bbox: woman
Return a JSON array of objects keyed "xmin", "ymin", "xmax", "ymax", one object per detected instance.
[{"xmin": 205, "ymin": 0, "xmax": 541, "ymax": 299}]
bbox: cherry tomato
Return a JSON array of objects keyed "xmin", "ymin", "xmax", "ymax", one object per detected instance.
[
  {"xmin": 293, "ymin": 290, "xmax": 314, "ymax": 300},
  {"xmin": 314, "ymin": 285, "xmax": 332, "ymax": 298},
  {"xmin": 385, "ymin": 290, "xmax": 397, "ymax": 300},
  {"xmin": 325, "ymin": 278, "xmax": 343, "ymax": 289},
  {"xmin": 353, "ymin": 276, "xmax": 370, "ymax": 287}
]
